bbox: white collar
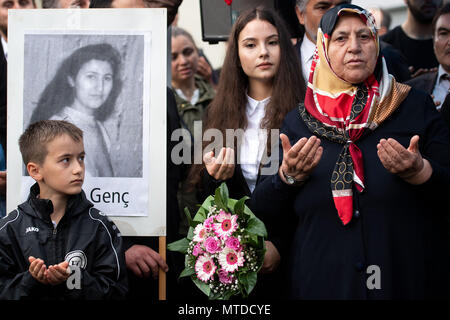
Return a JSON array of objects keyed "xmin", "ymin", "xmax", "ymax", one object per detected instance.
[
  {"xmin": 1, "ymin": 37, "xmax": 7, "ymax": 61},
  {"xmin": 300, "ymin": 35, "xmax": 316, "ymax": 62},
  {"xmin": 175, "ymin": 88, "xmax": 199, "ymax": 106},
  {"xmin": 246, "ymin": 94, "xmax": 270, "ymax": 116},
  {"xmin": 437, "ymin": 65, "xmax": 450, "ymax": 82}
]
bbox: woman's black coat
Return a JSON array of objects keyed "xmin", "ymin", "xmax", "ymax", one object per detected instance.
[{"xmin": 251, "ymin": 88, "xmax": 450, "ymax": 299}]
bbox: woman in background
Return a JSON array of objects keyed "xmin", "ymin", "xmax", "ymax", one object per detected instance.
[{"xmin": 171, "ymin": 27, "xmax": 215, "ymax": 237}]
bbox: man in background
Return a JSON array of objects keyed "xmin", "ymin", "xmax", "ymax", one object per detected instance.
[
  {"xmin": 369, "ymin": 7, "xmax": 392, "ymax": 36},
  {"xmin": 294, "ymin": 0, "xmax": 351, "ymax": 83},
  {"xmin": 406, "ymin": 3, "xmax": 450, "ymax": 122},
  {"xmin": 382, "ymin": 0, "xmax": 442, "ymax": 77},
  {"xmin": 0, "ymin": 0, "xmax": 36, "ymax": 217},
  {"xmin": 0, "ymin": 0, "xmax": 36, "ymax": 154}
]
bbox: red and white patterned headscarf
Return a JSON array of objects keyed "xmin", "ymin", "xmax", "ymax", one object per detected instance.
[{"xmin": 300, "ymin": 4, "xmax": 411, "ymax": 225}]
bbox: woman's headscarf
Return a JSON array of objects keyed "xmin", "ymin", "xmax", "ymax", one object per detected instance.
[{"xmin": 300, "ymin": 4, "xmax": 411, "ymax": 225}]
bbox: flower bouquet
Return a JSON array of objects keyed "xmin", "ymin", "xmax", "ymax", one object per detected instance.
[{"xmin": 168, "ymin": 183, "xmax": 267, "ymax": 300}]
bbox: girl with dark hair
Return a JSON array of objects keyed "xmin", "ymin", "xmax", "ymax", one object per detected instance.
[
  {"xmin": 190, "ymin": 7, "xmax": 305, "ymax": 190},
  {"xmin": 188, "ymin": 7, "xmax": 306, "ymax": 297},
  {"xmin": 31, "ymin": 43, "xmax": 122, "ymax": 177}
]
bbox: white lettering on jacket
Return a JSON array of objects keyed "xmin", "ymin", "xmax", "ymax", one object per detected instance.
[{"xmin": 25, "ymin": 227, "xmax": 39, "ymax": 234}]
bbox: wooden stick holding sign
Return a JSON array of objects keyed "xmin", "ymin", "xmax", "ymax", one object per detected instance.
[{"xmin": 159, "ymin": 236, "xmax": 166, "ymax": 300}]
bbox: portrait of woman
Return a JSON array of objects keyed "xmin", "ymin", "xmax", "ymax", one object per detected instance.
[
  {"xmin": 251, "ymin": 4, "xmax": 450, "ymax": 299},
  {"xmin": 29, "ymin": 42, "xmax": 123, "ymax": 177}
]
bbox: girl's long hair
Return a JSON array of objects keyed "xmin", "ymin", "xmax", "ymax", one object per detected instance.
[
  {"xmin": 30, "ymin": 43, "xmax": 122, "ymax": 125},
  {"xmin": 188, "ymin": 7, "xmax": 306, "ymax": 189}
]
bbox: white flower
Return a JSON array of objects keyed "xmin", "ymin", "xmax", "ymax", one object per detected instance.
[
  {"xmin": 193, "ymin": 224, "xmax": 207, "ymax": 243},
  {"xmin": 213, "ymin": 213, "xmax": 238, "ymax": 239},
  {"xmin": 195, "ymin": 254, "xmax": 217, "ymax": 282},
  {"xmin": 218, "ymin": 247, "xmax": 245, "ymax": 273}
]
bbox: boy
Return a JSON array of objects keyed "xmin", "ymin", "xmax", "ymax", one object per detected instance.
[{"xmin": 0, "ymin": 120, "xmax": 127, "ymax": 299}]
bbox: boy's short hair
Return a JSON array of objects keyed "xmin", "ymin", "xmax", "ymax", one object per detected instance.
[{"xmin": 19, "ymin": 120, "xmax": 83, "ymax": 166}]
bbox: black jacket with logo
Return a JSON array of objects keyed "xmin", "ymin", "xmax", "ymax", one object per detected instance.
[{"xmin": 0, "ymin": 184, "xmax": 128, "ymax": 300}]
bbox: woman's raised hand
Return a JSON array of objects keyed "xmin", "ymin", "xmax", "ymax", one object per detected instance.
[
  {"xmin": 279, "ymin": 134, "xmax": 323, "ymax": 184},
  {"xmin": 203, "ymin": 147, "xmax": 235, "ymax": 181},
  {"xmin": 377, "ymin": 135, "xmax": 432, "ymax": 185}
]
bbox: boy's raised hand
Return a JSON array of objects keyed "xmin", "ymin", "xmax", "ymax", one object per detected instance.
[
  {"xmin": 29, "ymin": 257, "xmax": 70, "ymax": 285},
  {"xmin": 28, "ymin": 256, "xmax": 48, "ymax": 285},
  {"xmin": 45, "ymin": 261, "xmax": 70, "ymax": 285}
]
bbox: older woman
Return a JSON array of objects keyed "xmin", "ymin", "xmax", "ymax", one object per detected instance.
[{"xmin": 252, "ymin": 4, "xmax": 450, "ymax": 299}]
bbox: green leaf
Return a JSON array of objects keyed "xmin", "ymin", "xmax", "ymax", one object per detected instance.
[
  {"xmin": 255, "ymin": 241, "xmax": 267, "ymax": 272},
  {"xmin": 178, "ymin": 267, "xmax": 195, "ymax": 280},
  {"xmin": 238, "ymin": 272, "xmax": 258, "ymax": 297},
  {"xmin": 242, "ymin": 232, "xmax": 259, "ymax": 247},
  {"xmin": 227, "ymin": 198, "xmax": 236, "ymax": 214},
  {"xmin": 192, "ymin": 277, "xmax": 211, "ymax": 297},
  {"xmin": 214, "ymin": 187, "xmax": 228, "ymax": 212},
  {"xmin": 246, "ymin": 216, "xmax": 268, "ymax": 238},
  {"xmin": 222, "ymin": 290, "xmax": 235, "ymax": 300},
  {"xmin": 219, "ymin": 182, "xmax": 229, "ymax": 205},
  {"xmin": 209, "ymin": 291, "xmax": 223, "ymax": 300},
  {"xmin": 193, "ymin": 206, "xmax": 208, "ymax": 223},
  {"xmin": 185, "ymin": 254, "xmax": 196, "ymax": 269},
  {"xmin": 233, "ymin": 196, "xmax": 249, "ymax": 216},
  {"xmin": 194, "ymin": 196, "xmax": 214, "ymax": 222},
  {"xmin": 243, "ymin": 205, "xmax": 254, "ymax": 217},
  {"xmin": 201, "ymin": 195, "xmax": 215, "ymax": 209},
  {"xmin": 187, "ymin": 226, "xmax": 194, "ymax": 241},
  {"xmin": 184, "ymin": 207, "xmax": 201, "ymax": 228},
  {"xmin": 167, "ymin": 237, "xmax": 190, "ymax": 253}
]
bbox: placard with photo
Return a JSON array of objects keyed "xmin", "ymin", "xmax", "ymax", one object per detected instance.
[{"xmin": 7, "ymin": 9, "xmax": 167, "ymax": 236}]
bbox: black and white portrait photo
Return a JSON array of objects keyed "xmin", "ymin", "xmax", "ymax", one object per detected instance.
[{"xmin": 23, "ymin": 33, "xmax": 144, "ymax": 178}]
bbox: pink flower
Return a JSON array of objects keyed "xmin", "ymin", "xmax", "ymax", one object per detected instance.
[
  {"xmin": 218, "ymin": 248, "xmax": 245, "ymax": 273},
  {"xmin": 218, "ymin": 269, "xmax": 233, "ymax": 284},
  {"xmin": 225, "ymin": 237, "xmax": 241, "ymax": 251},
  {"xmin": 204, "ymin": 217, "xmax": 214, "ymax": 231},
  {"xmin": 195, "ymin": 254, "xmax": 217, "ymax": 282},
  {"xmin": 204, "ymin": 237, "xmax": 221, "ymax": 254},
  {"xmin": 216, "ymin": 210, "xmax": 228, "ymax": 221},
  {"xmin": 213, "ymin": 213, "xmax": 238, "ymax": 239},
  {"xmin": 192, "ymin": 243, "xmax": 204, "ymax": 257},
  {"xmin": 193, "ymin": 224, "xmax": 207, "ymax": 243}
]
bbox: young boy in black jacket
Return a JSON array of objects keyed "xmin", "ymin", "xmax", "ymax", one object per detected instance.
[{"xmin": 0, "ymin": 120, "xmax": 127, "ymax": 299}]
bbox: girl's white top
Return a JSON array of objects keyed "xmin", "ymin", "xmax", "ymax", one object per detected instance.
[{"xmin": 240, "ymin": 95, "xmax": 269, "ymax": 193}]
